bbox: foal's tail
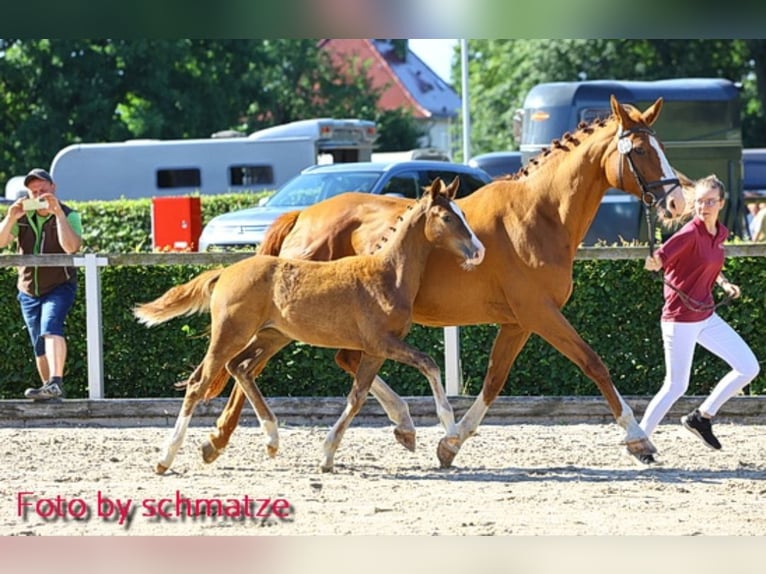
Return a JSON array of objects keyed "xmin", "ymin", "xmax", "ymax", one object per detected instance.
[
  {"xmin": 133, "ymin": 268, "xmax": 224, "ymax": 327},
  {"xmin": 258, "ymin": 210, "xmax": 300, "ymax": 256}
]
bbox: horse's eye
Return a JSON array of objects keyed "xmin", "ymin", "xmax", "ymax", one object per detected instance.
[{"xmin": 634, "ymin": 146, "xmax": 646, "ymax": 156}]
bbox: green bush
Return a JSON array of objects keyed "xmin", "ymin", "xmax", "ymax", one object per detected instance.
[{"xmin": 1, "ymin": 195, "xmax": 764, "ymax": 399}]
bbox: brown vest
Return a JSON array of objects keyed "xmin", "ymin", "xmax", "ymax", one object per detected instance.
[{"xmin": 16, "ymin": 204, "xmax": 78, "ymax": 296}]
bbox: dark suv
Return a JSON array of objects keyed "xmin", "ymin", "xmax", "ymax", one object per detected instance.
[{"xmin": 198, "ymin": 160, "xmax": 492, "ymax": 251}]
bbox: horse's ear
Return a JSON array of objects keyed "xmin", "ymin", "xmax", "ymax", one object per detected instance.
[
  {"xmin": 610, "ymin": 94, "xmax": 631, "ymax": 127},
  {"xmin": 425, "ymin": 177, "xmax": 443, "ymax": 202},
  {"xmin": 641, "ymin": 97, "xmax": 664, "ymax": 126}
]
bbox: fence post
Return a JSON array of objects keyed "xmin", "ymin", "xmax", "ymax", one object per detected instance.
[
  {"xmin": 444, "ymin": 326, "xmax": 462, "ymax": 396},
  {"xmin": 73, "ymin": 254, "xmax": 108, "ymax": 399}
]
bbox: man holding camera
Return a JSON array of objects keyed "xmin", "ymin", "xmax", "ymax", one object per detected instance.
[{"xmin": 0, "ymin": 168, "xmax": 83, "ymax": 400}]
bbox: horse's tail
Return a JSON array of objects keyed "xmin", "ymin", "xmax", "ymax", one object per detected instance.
[
  {"xmin": 258, "ymin": 210, "xmax": 301, "ymax": 256},
  {"xmin": 133, "ymin": 268, "xmax": 224, "ymax": 327}
]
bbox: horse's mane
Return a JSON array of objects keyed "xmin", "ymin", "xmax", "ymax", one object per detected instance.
[
  {"xmin": 370, "ymin": 202, "xmax": 417, "ymax": 254},
  {"xmin": 500, "ymin": 115, "xmax": 613, "ymax": 182}
]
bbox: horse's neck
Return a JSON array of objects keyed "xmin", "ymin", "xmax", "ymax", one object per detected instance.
[
  {"xmin": 376, "ymin": 208, "xmax": 432, "ymax": 297},
  {"xmin": 531, "ymin": 123, "xmax": 615, "ymax": 244}
]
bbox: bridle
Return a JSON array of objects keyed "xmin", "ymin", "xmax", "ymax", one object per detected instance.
[{"xmin": 617, "ymin": 126, "xmax": 732, "ymax": 312}]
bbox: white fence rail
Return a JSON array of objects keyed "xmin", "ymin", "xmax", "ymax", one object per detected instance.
[{"xmin": 3, "ymin": 244, "xmax": 766, "ymax": 399}]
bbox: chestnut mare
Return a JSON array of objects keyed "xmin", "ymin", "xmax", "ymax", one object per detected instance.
[
  {"xmin": 201, "ymin": 94, "xmax": 690, "ymax": 467},
  {"xmin": 134, "ymin": 179, "xmax": 485, "ymax": 473}
]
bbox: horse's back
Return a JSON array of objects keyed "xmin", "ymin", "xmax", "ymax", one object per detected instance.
[{"xmin": 280, "ymin": 192, "xmax": 412, "ymax": 259}]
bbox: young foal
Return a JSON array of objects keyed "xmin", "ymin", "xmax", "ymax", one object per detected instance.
[{"xmin": 134, "ymin": 178, "xmax": 485, "ymax": 473}]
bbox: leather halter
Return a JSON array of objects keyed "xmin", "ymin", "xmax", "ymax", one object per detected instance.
[{"xmin": 616, "ymin": 126, "xmax": 680, "ymax": 209}]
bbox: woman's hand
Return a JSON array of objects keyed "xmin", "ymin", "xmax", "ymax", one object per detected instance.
[
  {"xmin": 720, "ymin": 280, "xmax": 741, "ymax": 299},
  {"xmin": 644, "ymin": 254, "xmax": 662, "ymax": 272}
]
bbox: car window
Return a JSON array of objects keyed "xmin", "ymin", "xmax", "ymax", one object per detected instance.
[
  {"xmin": 323, "ymin": 174, "xmax": 380, "ymax": 199},
  {"xmin": 267, "ymin": 172, "xmax": 380, "ymax": 206},
  {"xmin": 381, "ymin": 172, "xmax": 420, "ymax": 199},
  {"xmin": 421, "ymin": 170, "xmax": 489, "ymax": 198}
]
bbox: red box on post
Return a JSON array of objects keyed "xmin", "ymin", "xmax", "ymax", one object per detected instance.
[{"xmin": 151, "ymin": 196, "xmax": 202, "ymax": 251}]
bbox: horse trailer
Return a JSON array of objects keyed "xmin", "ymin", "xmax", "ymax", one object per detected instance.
[
  {"xmin": 519, "ymin": 79, "xmax": 744, "ymax": 243},
  {"xmin": 37, "ymin": 118, "xmax": 377, "ymax": 202}
]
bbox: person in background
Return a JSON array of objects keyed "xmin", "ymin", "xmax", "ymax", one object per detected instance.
[
  {"xmin": 750, "ymin": 201, "xmax": 766, "ymax": 242},
  {"xmin": 0, "ymin": 168, "xmax": 83, "ymax": 400},
  {"xmin": 639, "ymin": 174, "xmax": 760, "ymax": 461},
  {"xmin": 745, "ymin": 202, "xmax": 760, "ymax": 239}
]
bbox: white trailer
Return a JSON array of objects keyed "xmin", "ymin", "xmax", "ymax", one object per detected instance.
[{"xmin": 36, "ymin": 118, "xmax": 376, "ymax": 202}]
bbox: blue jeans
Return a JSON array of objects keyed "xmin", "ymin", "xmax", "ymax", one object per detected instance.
[{"xmin": 18, "ymin": 282, "xmax": 77, "ymax": 357}]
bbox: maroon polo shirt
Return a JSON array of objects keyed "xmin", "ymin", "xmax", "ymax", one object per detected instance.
[{"xmin": 656, "ymin": 217, "xmax": 727, "ymax": 322}]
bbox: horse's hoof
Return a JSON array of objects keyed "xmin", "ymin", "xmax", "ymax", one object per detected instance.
[
  {"xmin": 200, "ymin": 440, "xmax": 222, "ymax": 464},
  {"xmin": 155, "ymin": 463, "xmax": 168, "ymax": 475},
  {"xmin": 624, "ymin": 437, "xmax": 657, "ymax": 456},
  {"xmin": 394, "ymin": 427, "xmax": 416, "ymax": 452},
  {"xmin": 437, "ymin": 436, "xmax": 460, "ymax": 468},
  {"xmin": 320, "ymin": 464, "xmax": 334, "ymax": 473},
  {"xmin": 266, "ymin": 444, "xmax": 278, "ymax": 458}
]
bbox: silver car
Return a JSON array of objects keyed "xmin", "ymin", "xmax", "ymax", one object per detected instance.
[{"xmin": 198, "ymin": 160, "xmax": 492, "ymax": 251}]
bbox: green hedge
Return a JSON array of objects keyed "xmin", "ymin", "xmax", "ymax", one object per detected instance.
[{"xmin": 1, "ymin": 195, "xmax": 764, "ymax": 399}]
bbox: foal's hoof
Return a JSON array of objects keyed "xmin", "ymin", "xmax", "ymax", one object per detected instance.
[
  {"xmin": 624, "ymin": 436, "xmax": 657, "ymax": 457},
  {"xmin": 394, "ymin": 427, "xmax": 417, "ymax": 452},
  {"xmin": 155, "ymin": 463, "xmax": 168, "ymax": 475},
  {"xmin": 320, "ymin": 463, "xmax": 334, "ymax": 473},
  {"xmin": 437, "ymin": 436, "xmax": 460, "ymax": 468},
  {"xmin": 266, "ymin": 444, "xmax": 278, "ymax": 458},
  {"xmin": 200, "ymin": 440, "xmax": 222, "ymax": 464}
]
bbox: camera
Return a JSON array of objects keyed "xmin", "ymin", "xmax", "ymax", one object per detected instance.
[{"xmin": 22, "ymin": 198, "xmax": 49, "ymax": 211}]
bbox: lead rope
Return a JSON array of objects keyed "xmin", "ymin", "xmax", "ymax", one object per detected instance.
[{"xmin": 644, "ymin": 207, "xmax": 733, "ymax": 313}]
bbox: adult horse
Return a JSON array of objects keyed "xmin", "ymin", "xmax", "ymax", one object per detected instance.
[
  {"xmin": 134, "ymin": 179, "xmax": 485, "ymax": 473},
  {"xmin": 202, "ymin": 94, "xmax": 689, "ymax": 467}
]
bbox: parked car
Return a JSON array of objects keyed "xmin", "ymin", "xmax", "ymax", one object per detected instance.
[
  {"xmin": 198, "ymin": 160, "xmax": 493, "ymax": 251},
  {"xmin": 468, "ymin": 151, "xmax": 523, "ymax": 178}
]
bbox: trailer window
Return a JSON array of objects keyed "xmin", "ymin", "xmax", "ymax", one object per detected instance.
[
  {"xmin": 229, "ymin": 165, "xmax": 274, "ymax": 186},
  {"xmin": 156, "ymin": 168, "xmax": 201, "ymax": 188}
]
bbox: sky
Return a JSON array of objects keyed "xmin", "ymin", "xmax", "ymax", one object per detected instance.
[{"xmin": 408, "ymin": 39, "xmax": 459, "ymax": 83}]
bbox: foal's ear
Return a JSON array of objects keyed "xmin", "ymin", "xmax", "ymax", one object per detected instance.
[
  {"xmin": 445, "ymin": 176, "xmax": 460, "ymax": 200},
  {"xmin": 425, "ymin": 177, "xmax": 444, "ymax": 201}
]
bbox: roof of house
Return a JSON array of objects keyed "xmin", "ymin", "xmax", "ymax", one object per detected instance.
[{"xmin": 320, "ymin": 39, "xmax": 461, "ymax": 120}]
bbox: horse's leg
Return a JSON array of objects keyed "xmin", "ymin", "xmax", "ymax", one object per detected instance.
[
  {"xmin": 156, "ymin": 356, "xmax": 229, "ymax": 474},
  {"xmin": 204, "ymin": 386, "xmax": 246, "ymax": 463},
  {"xmin": 335, "ymin": 349, "xmax": 416, "ymax": 452},
  {"xmin": 225, "ymin": 332, "xmax": 291, "ymax": 459},
  {"xmin": 528, "ymin": 304, "xmax": 656, "ymax": 457},
  {"xmin": 450, "ymin": 324, "xmax": 531, "ymax": 467},
  {"xmin": 322, "ymin": 354, "xmax": 385, "ymax": 472}
]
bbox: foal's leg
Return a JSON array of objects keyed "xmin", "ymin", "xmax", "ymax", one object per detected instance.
[
  {"xmin": 375, "ymin": 337, "xmax": 459, "ymax": 468},
  {"xmin": 336, "ymin": 349, "xmax": 417, "ymax": 452},
  {"xmin": 225, "ymin": 332, "xmax": 291, "ymax": 459},
  {"xmin": 156, "ymin": 358, "xmax": 227, "ymax": 474},
  {"xmin": 322, "ymin": 354, "xmax": 385, "ymax": 472},
  {"xmin": 200, "ymin": 331, "xmax": 289, "ymax": 463}
]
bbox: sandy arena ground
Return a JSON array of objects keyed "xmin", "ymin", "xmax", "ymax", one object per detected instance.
[{"xmin": 2, "ymin": 421, "xmax": 765, "ymax": 535}]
